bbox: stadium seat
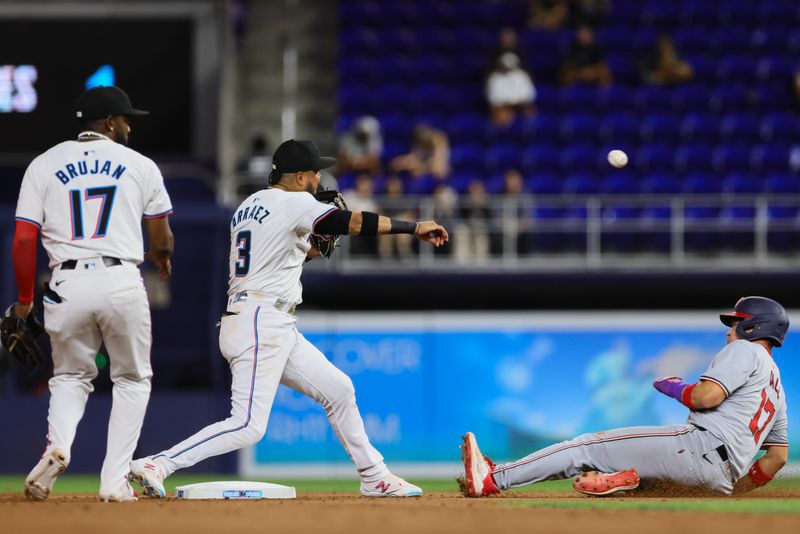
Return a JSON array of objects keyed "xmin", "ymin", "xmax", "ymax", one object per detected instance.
[
  {"xmin": 559, "ymin": 114, "xmax": 599, "ymax": 144},
  {"xmin": 560, "ymin": 145, "xmax": 599, "ymax": 173},
  {"xmin": 446, "ymin": 114, "xmax": 486, "ymax": 145},
  {"xmin": 723, "ymin": 173, "xmax": 762, "ymax": 194},
  {"xmin": 683, "ymin": 173, "xmax": 723, "ymax": 194},
  {"xmin": 713, "ymin": 144, "xmax": 751, "ymax": 173},
  {"xmin": 522, "ymin": 145, "xmax": 560, "ymax": 174},
  {"xmin": 484, "ymin": 143, "xmax": 522, "ymax": 174},
  {"xmin": 680, "ymin": 114, "xmax": 719, "ymax": 144},
  {"xmin": 756, "ymin": 56, "xmax": 795, "ymax": 85},
  {"xmin": 640, "ymin": 113, "xmax": 680, "ymax": 144},
  {"xmin": 596, "ymin": 86, "xmax": 633, "ymax": 113},
  {"xmin": 563, "ymin": 172, "xmax": 601, "ymax": 195},
  {"xmin": 527, "ymin": 173, "xmax": 562, "ymax": 195},
  {"xmin": 674, "ymin": 144, "xmax": 714, "ymax": 174},
  {"xmin": 751, "ymin": 144, "xmax": 791, "ymax": 172},
  {"xmin": 520, "ymin": 114, "xmax": 560, "ymax": 143},
  {"xmin": 719, "ymin": 114, "xmax": 761, "ymax": 144},
  {"xmin": 715, "ymin": 56, "xmax": 758, "ymax": 85},
  {"xmin": 450, "ymin": 143, "xmax": 484, "ymax": 173},
  {"xmin": 672, "ymin": 27, "xmax": 709, "ymax": 53},
  {"xmin": 408, "ymin": 84, "xmax": 450, "ymax": 115},
  {"xmin": 710, "ymin": 27, "xmax": 752, "ymax": 54},
  {"xmin": 601, "ymin": 113, "xmax": 640, "ymax": 145},
  {"xmin": 671, "ymin": 85, "xmax": 711, "ymax": 114},
  {"xmin": 750, "ymin": 28, "xmax": 789, "ymax": 55},
  {"xmin": 641, "ymin": 172, "xmax": 681, "ymax": 194},
  {"xmin": 759, "ymin": 114, "xmax": 800, "ymax": 144},
  {"xmin": 636, "ymin": 144, "xmax": 674, "ymax": 173},
  {"xmin": 709, "ymin": 85, "xmax": 749, "ymax": 114},
  {"xmin": 558, "ymin": 85, "xmax": 599, "ymax": 113}
]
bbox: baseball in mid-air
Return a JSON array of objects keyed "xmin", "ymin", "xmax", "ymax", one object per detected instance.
[{"xmin": 607, "ymin": 149, "xmax": 629, "ymax": 168}]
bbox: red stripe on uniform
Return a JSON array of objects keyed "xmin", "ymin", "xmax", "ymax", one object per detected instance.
[{"xmin": 496, "ymin": 427, "xmax": 696, "ymax": 473}]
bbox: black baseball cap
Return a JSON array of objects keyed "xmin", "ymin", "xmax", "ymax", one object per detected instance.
[
  {"xmin": 74, "ymin": 86, "xmax": 149, "ymax": 120},
  {"xmin": 270, "ymin": 139, "xmax": 336, "ymax": 182}
]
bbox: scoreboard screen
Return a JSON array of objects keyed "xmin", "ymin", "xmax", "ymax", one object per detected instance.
[{"xmin": 0, "ymin": 18, "xmax": 193, "ymax": 155}]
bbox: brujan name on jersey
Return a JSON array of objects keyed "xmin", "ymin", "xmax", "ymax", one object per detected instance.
[
  {"xmin": 15, "ymin": 139, "xmax": 173, "ymax": 268},
  {"xmin": 227, "ymin": 188, "xmax": 336, "ymax": 305}
]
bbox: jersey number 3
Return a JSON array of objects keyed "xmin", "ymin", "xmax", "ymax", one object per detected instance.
[
  {"xmin": 235, "ymin": 230, "xmax": 251, "ymax": 277},
  {"xmin": 69, "ymin": 186, "xmax": 117, "ymax": 240},
  {"xmin": 749, "ymin": 389, "xmax": 776, "ymax": 444}
]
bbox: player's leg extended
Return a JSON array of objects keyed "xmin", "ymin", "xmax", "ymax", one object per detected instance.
[
  {"xmin": 131, "ymin": 306, "xmax": 294, "ymax": 496},
  {"xmin": 491, "ymin": 424, "xmax": 700, "ymax": 490},
  {"xmin": 280, "ymin": 333, "xmax": 422, "ymax": 497},
  {"xmin": 26, "ymin": 278, "xmax": 102, "ymax": 499},
  {"xmin": 281, "ymin": 333, "xmax": 386, "ymax": 474},
  {"xmin": 96, "ymin": 271, "xmax": 153, "ymax": 498}
]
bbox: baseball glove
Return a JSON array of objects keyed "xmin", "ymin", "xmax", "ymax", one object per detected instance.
[
  {"xmin": 0, "ymin": 305, "xmax": 45, "ymax": 368},
  {"xmin": 311, "ymin": 188, "xmax": 348, "ymax": 259}
]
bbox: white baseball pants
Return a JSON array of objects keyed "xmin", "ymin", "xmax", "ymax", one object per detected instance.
[
  {"xmin": 41, "ymin": 259, "xmax": 152, "ymax": 496},
  {"xmin": 492, "ymin": 424, "xmax": 735, "ymax": 494},
  {"xmin": 152, "ymin": 300, "xmax": 388, "ymax": 480}
]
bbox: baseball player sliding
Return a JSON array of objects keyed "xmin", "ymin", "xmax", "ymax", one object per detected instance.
[
  {"xmin": 130, "ymin": 139, "xmax": 448, "ymax": 498},
  {"xmin": 461, "ymin": 297, "xmax": 789, "ymax": 497},
  {"xmin": 12, "ymin": 86, "xmax": 174, "ymax": 501}
]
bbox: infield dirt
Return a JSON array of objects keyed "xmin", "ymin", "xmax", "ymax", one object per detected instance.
[{"xmin": 1, "ymin": 489, "xmax": 799, "ymax": 534}]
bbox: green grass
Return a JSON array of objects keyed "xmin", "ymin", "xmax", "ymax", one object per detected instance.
[{"xmin": 502, "ymin": 499, "xmax": 800, "ymax": 514}]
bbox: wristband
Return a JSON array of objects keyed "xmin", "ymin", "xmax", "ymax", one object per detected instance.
[
  {"xmin": 389, "ymin": 220, "xmax": 417, "ymax": 235},
  {"xmin": 748, "ymin": 461, "xmax": 773, "ymax": 487},
  {"xmin": 680, "ymin": 383, "xmax": 697, "ymax": 411},
  {"xmin": 359, "ymin": 211, "xmax": 380, "ymax": 236}
]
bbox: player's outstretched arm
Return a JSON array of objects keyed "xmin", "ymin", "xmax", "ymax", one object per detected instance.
[
  {"xmin": 348, "ymin": 212, "xmax": 448, "ymax": 247},
  {"xmin": 144, "ymin": 216, "xmax": 175, "ymax": 280},
  {"xmin": 653, "ymin": 377, "xmax": 725, "ymax": 410},
  {"xmin": 734, "ymin": 445, "xmax": 788, "ymax": 494}
]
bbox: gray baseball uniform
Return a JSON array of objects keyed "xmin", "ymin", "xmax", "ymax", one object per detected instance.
[{"xmin": 492, "ymin": 340, "xmax": 787, "ymax": 495}]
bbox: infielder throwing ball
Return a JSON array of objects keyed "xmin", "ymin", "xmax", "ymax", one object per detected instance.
[
  {"xmin": 461, "ymin": 297, "xmax": 789, "ymax": 497},
  {"xmin": 131, "ymin": 139, "xmax": 448, "ymax": 497},
  {"xmin": 13, "ymin": 86, "xmax": 174, "ymax": 501}
]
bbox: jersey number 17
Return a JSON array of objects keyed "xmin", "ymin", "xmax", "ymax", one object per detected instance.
[{"xmin": 69, "ymin": 186, "xmax": 117, "ymax": 240}]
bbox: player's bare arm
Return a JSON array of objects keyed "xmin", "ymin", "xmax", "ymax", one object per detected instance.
[
  {"xmin": 144, "ymin": 216, "xmax": 175, "ymax": 280},
  {"xmin": 734, "ymin": 445, "xmax": 789, "ymax": 493}
]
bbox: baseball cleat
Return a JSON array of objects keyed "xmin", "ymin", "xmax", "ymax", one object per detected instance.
[
  {"xmin": 100, "ymin": 480, "xmax": 138, "ymax": 502},
  {"xmin": 360, "ymin": 473, "xmax": 423, "ymax": 497},
  {"xmin": 573, "ymin": 469, "xmax": 640, "ymax": 496},
  {"xmin": 460, "ymin": 432, "xmax": 500, "ymax": 497},
  {"xmin": 24, "ymin": 449, "xmax": 68, "ymax": 501},
  {"xmin": 129, "ymin": 458, "xmax": 167, "ymax": 498}
]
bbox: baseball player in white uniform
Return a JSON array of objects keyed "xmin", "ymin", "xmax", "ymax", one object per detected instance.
[
  {"xmin": 461, "ymin": 296, "xmax": 790, "ymax": 497},
  {"xmin": 130, "ymin": 139, "xmax": 448, "ymax": 498},
  {"xmin": 13, "ymin": 86, "xmax": 174, "ymax": 502}
]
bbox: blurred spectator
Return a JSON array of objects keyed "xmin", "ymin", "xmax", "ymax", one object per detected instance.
[
  {"xmin": 569, "ymin": 0, "xmax": 611, "ymax": 28},
  {"xmin": 491, "ymin": 27, "xmax": 525, "ymax": 67},
  {"xmin": 237, "ymin": 133, "xmax": 271, "ymax": 175},
  {"xmin": 378, "ymin": 175, "xmax": 415, "ymax": 260},
  {"xmin": 337, "ymin": 115, "xmax": 383, "ymax": 177},
  {"xmin": 561, "ymin": 25, "xmax": 612, "ymax": 86},
  {"xmin": 343, "ymin": 173, "xmax": 379, "ymax": 256},
  {"xmin": 389, "ymin": 124, "xmax": 450, "ymax": 179},
  {"xmin": 236, "ymin": 133, "xmax": 271, "ymax": 197},
  {"xmin": 529, "ymin": 0, "xmax": 569, "ymax": 30},
  {"xmin": 487, "ymin": 52, "xmax": 537, "ymax": 126},
  {"xmin": 641, "ymin": 35, "xmax": 694, "ymax": 86},
  {"xmin": 431, "ymin": 183, "xmax": 457, "ymax": 256},
  {"xmin": 454, "ymin": 180, "xmax": 491, "ymax": 263},
  {"xmin": 500, "ymin": 170, "xmax": 534, "ymax": 255}
]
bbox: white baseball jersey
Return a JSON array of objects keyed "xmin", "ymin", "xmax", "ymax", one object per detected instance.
[
  {"xmin": 15, "ymin": 138, "xmax": 173, "ymax": 268},
  {"xmin": 227, "ymin": 188, "xmax": 336, "ymax": 304},
  {"xmin": 688, "ymin": 339, "xmax": 788, "ymax": 479}
]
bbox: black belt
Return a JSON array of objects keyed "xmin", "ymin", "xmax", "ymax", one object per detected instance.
[
  {"xmin": 60, "ymin": 257, "xmax": 122, "ymax": 270},
  {"xmin": 692, "ymin": 424, "xmax": 729, "ymax": 462}
]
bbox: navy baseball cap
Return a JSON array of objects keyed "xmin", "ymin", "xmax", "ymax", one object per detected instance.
[
  {"xmin": 75, "ymin": 86, "xmax": 149, "ymax": 120},
  {"xmin": 271, "ymin": 139, "xmax": 336, "ymax": 176}
]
